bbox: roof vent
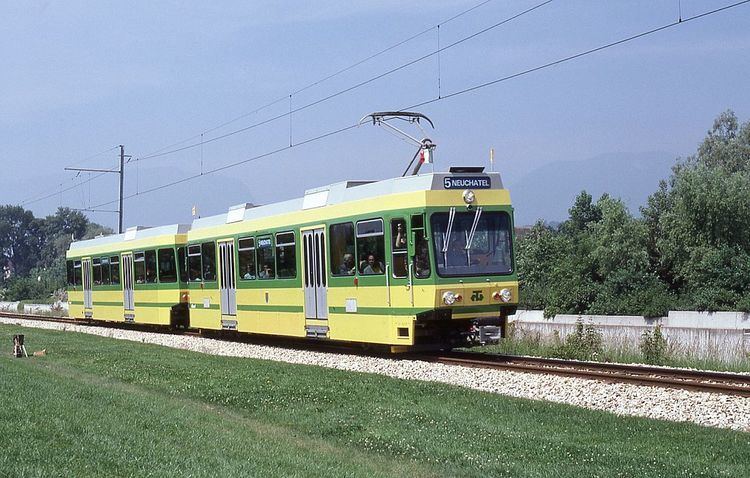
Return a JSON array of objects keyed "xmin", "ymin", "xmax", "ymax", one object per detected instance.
[
  {"xmin": 303, "ymin": 189, "xmax": 329, "ymax": 210},
  {"xmin": 124, "ymin": 226, "xmax": 150, "ymax": 241},
  {"xmin": 226, "ymin": 203, "xmax": 257, "ymax": 224}
]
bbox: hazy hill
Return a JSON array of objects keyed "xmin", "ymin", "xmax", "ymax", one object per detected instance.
[{"xmin": 506, "ymin": 151, "xmax": 677, "ymax": 226}]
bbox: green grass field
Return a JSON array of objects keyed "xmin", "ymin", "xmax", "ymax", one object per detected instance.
[{"xmin": 1, "ymin": 324, "xmax": 748, "ymax": 477}]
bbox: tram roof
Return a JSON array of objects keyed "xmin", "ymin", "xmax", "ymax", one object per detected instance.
[
  {"xmin": 68, "ymin": 170, "xmax": 504, "ymax": 252},
  {"xmin": 191, "ymin": 171, "xmax": 504, "ymax": 231},
  {"xmin": 68, "ymin": 223, "xmax": 191, "ymax": 252}
]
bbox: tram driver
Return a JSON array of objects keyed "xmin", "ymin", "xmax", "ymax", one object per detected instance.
[{"xmin": 446, "ymin": 234, "xmax": 468, "ymax": 267}]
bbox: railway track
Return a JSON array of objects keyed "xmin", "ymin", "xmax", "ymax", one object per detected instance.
[
  {"xmin": 4, "ymin": 311, "xmax": 750, "ymax": 397},
  {"xmin": 414, "ymin": 350, "xmax": 750, "ymax": 397}
]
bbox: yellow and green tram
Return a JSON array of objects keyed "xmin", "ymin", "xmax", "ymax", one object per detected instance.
[{"xmin": 67, "ymin": 168, "xmax": 518, "ymax": 350}]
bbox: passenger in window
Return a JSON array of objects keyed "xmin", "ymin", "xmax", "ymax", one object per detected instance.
[
  {"xmin": 358, "ymin": 253, "xmax": 369, "ymax": 274},
  {"xmin": 394, "ymin": 222, "xmax": 407, "ymax": 249},
  {"xmin": 415, "ymin": 245, "xmax": 430, "ymax": 277},
  {"xmin": 259, "ymin": 264, "xmax": 274, "ymax": 279},
  {"xmin": 242, "ymin": 264, "xmax": 255, "ymax": 280},
  {"xmin": 146, "ymin": 269, "xmax": 156, "ymax": 283},
  {"xmin": 362, "ymin": 254, "xmax": 384, "ymax": 275},
  {"xmin": 339, "ymin": 253, "xmax": 355, "ymax": 275}
]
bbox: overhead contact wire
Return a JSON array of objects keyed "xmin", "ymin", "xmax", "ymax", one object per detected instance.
[{"xmin": 136, "ymin": 0, "xmax": 553, "ymax": 162}]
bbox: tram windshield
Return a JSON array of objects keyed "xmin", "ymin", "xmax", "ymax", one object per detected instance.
[{"xmin": 431, "ymin": 210, "xmax": 512, "ymax": 277}]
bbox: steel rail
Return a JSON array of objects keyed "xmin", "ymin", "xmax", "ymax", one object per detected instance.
[{"xmin": 412, "ymin": 351, "xmax": 750, "ymax": 397}]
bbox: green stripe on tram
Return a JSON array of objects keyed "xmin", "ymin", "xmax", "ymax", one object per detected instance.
[{"xmin": 236, "ymin": 304, "xmax": 303, "ymax": 313}]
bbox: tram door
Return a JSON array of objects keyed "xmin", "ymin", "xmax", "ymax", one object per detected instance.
[
  {"xmin": 82, "ymin": 258, "xmax": 93, "ymax": 310},
  {"xmin": 121, "ymin": 253, "xmax": 135, "ymax": 312},
  {"xmin": 218, "ymin": 240, "xmax": 237, "ymax": 316},
  {"xmin": 303, "ymin": 228, "xmax": 328, "ymax": 321}
]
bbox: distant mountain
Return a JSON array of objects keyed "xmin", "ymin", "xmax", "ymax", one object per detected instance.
[{"xmin": 506, "ymin": 151, "xmax": 677, "ymax": 226}]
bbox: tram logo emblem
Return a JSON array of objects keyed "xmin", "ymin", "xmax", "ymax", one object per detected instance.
[
  {"xmin": 470, "ymin": 290, "xmax": 484, "ymax": 302},
  {"xmin": 443, "ymin": 176, "xmax": 491, "ymax": 189}
]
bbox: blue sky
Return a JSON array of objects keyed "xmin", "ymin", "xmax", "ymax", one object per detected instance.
[{"xmin": 2, "ymin": 0, "xmax": 749, "ymax": 229}]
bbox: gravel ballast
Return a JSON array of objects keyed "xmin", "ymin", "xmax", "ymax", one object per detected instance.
[{"xmin": 3, "ymin": 317, "xmax": 749, "ymax": 432}]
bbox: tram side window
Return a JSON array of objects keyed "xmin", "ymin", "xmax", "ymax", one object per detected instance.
[
  {"xmin": 391, "ymin": 218, "xmax": 408, "ymax": 278},
  {"xmin": 144, "ymin": 250, "xmax": 158, "ymax": 283},
  {"xmin": 177, "ymin": 247, "xmax": 187, "ymax": 284},
  {"xmin": 187, "ymin": 245, "xmax": 202, "ymax": 281},
  {"xmin": 101, "ymin": 256, "xmax": 111, "ymax": 285},
  {"xmin": 330, "ymin": 223, "xmax": 355, "ymax": 276},
  {"xmin": 201, "ymin": 242, "xmax": 216, "ymax": 281},
  {"xmin": 356, "ymin": 219, "xmax": 385, "ymax": 275},
  {"xmin": 158, "ymin": 248, "xmax": 177, "ymax": 283},
  {"xmin": 110, "ymin": 256, "xmax": 120, "ymax": 285},
  {"xmin": 73, "ymin": 260, "xmax": 82, "ymax": 286},
  {"xmin": 134, "ymin": 252, "xmax": 146, "ymax": 284},
  {"xmin": 92, "ymin": 258, "xmax": 101, "ymax": 285},
  {"xmin": 256, "ymin": 236, "xmax": 275, "ymax": 280},
  {"xmin": 412, "ymin": 214, "xmax": 431, "ymax": 279},
  {"xmin": 66, "ymin": 261, "xmax": 74, "ymax": 286},
  {"xmin": 238, "ymin": 238, "xmax": 256, "ymax": 280},
  {"xmin": 276, "ymin": 232, "xmax": 296, "ymax": 279}
]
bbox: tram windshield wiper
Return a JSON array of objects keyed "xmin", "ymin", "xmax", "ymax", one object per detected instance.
[
  {"xmin": 441, "ymin": 207, "xmax": 456, "ymax": 253},
  {"xmin": 465, "ymin": 207, "xmax": 483, "ymax": 250}
]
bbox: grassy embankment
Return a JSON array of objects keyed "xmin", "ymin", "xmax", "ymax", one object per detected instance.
[{"xmin": 1, "ymin": 324, "xmax": 748, "ymax": 477}]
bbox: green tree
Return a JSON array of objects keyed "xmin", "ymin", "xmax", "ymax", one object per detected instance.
[
  {"xmin": 0, "ymin": 205, "xmax": 111, "ymax": 301},
  {"xmin": 562, "ymin": 191, "xmax": 603, "ymax": 234},
  {"xmin": 586, "ymin": 197, "xmax": 672, "ymax": 316},
  {"xmin": 0, "ymin": 205, "xmax": 42, "ymax": 280},
  {"xmin": 644, "ymin": 109, "xmax": 750, "ymax": 311},
  {"xmin": 38, "ymin": 207, "xmax": 90, "ymax": 268}
]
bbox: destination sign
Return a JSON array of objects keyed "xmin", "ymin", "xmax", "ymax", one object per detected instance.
[
  {"xmin": 443, "ymin": 176, "xmax": 491, "ymax": 189},
  {"xmin": 257, "ymin": 238, "xmax": 272, "ymax": 248}
]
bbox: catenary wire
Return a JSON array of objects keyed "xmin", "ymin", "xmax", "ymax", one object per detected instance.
[
  {"xmin": 17, "ymin": 2, "xmax": 501, "ymax": 208},
  {"xmin": 21, "ymin": 172, "xmax": 110, "ymax": 207},
  {"xmin": 136, "ymin": 0, "xmax": 498, "ymax": 159},
  {"xmin": 135, "ymin": 0, "xmax": 552, "ymax": 162},
  {"xmin": 19, "ymin": 145, "xmax": 119, "ymax": 205},
  {"xmin": 66, "ymin": 1, "xmax": 750, "ymax": 211}
]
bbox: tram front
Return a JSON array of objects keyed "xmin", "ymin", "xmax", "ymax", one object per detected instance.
[{"xmin": 414, "ymin": 170, "xmax": 518, "ymax": 349}]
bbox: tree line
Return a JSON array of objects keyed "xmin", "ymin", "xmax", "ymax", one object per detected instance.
[
  {"xmin": 518, "ymin": 110, "xmax": 750, "ymax": 316},
  {"xmin": 0, "ymin": 207, "xmax": 110, "ymax": 301}
]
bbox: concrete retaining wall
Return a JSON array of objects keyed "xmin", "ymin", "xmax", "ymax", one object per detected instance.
[
  {"xmin": 509, "ymin": 310, "xmax": 750, "ymax": 362},
  {"xmin": 0, "ymin": 301, "xmax": 69, "ymax": 314},
  {"xmin": 0, "ymin": 301, "xmax": 20, "ymax": 312}
]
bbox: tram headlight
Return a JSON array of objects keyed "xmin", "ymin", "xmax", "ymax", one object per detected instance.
[
  {"xmin": 462, "ymin": 189, "xmax": 475, "ymax": 204},
  {"xmin": 499, "ymin": 288, "xmax": 512, "ymax": 303},
  {"xmin": 442, "ymin": 291, "xmax": 457, "ymax": 305}
]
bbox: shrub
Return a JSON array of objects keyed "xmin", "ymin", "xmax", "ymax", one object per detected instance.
[
  {"xmin": 640, "ymin": 325, "xmax": 668, "ymax": 364},
  {"xmin": 554, "ymin": 319, "xmax": 603, "ymax": 361}
]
